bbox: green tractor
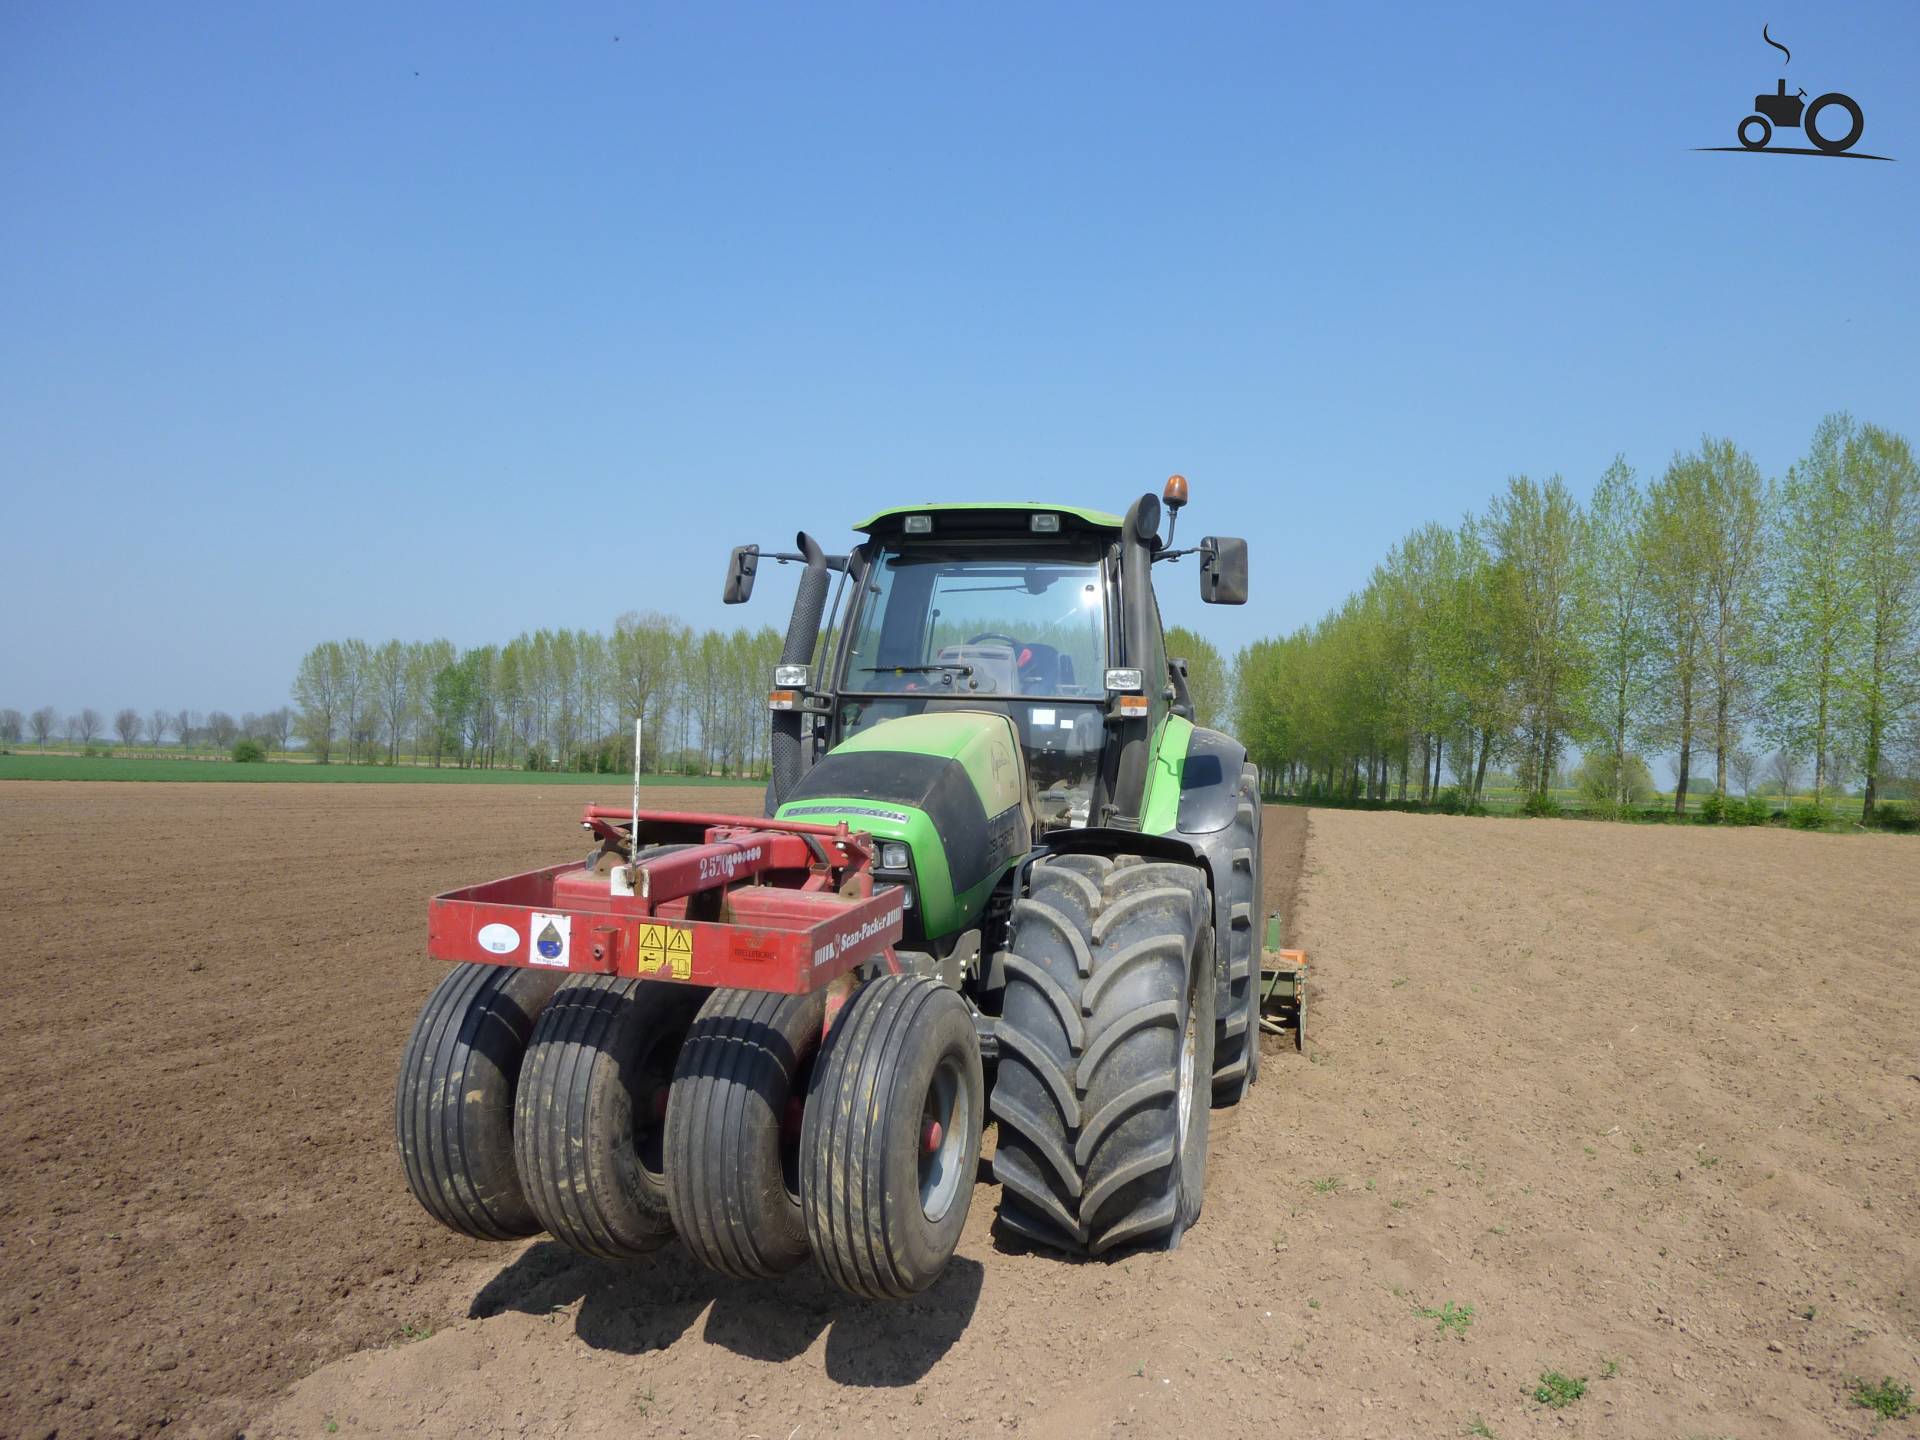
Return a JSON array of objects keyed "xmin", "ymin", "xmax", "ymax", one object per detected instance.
[{"xmin": 397, "ymin": 479, "xmax": 1260, "ymax": 1296}]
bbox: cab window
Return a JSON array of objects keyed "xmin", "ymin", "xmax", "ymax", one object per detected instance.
[{"xmin": 844, "ymin": 546, "xmax": 1108, "ymax": 699}]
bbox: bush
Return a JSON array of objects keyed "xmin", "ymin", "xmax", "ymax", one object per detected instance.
[
  {"xmin": 1867, "ymin": 800, "xmax": 1914, "ymax": 832},
  {"xmin": 1432, "ymin": 786, "xmax": 1464, "ymax": 815},
  {"xmin": 1733, "ymin": 796, "xmax": 1774, "ymax": 826},
  {"xmin": 1698, "ymin": 791, "xmax": 1728, "ymax": 824},
  {"xmin": 230, "ymin": 737, "xmax": 266, "ymax": 763},
  {"xmin": 1521, "ymin": 792, "xmax": 1562, "ymax": 819},
  {"xmin": 1787, "ymin": 801, "xmax": 1832, "ymax": 831},
  {"xmin": 1574, "ymin": 751, "xmax": 1655, "ymax": 807}
]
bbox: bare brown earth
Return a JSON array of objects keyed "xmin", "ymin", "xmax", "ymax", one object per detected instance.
[
  {"xmin": 0, "ymin": 780, "xmax": 765, "ymax": 1440},
  {"xmin": 4, "ymin": 786, "xmax": 1918, "ymax": 1438}
]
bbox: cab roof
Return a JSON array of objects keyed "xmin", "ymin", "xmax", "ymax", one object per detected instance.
[{"xmin": 854, "ymin": 501, "xmax": 1125, "ymax": 534}]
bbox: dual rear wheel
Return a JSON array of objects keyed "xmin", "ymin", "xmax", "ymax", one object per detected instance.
[{"xmin": 396, "ymin": 965, "xmax": 984, "ymax": 1297}]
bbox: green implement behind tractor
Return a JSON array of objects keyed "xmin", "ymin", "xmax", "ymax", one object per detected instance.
[{"xmin": 397, "ymin": 476, "xmax": 1272, "ymax": 1294}]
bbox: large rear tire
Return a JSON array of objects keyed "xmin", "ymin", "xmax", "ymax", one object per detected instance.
[
  {"xmin": 1211, "ymin": 764, "xmax": 1263, "ymax": 1104},
  {"xmin": 666, "ymin": 987, "xmax": 825, "ymax": 1278},
  {"xmin": 513, "ymin": 975, "xmax": 706, "ymax": 1260},
  {"xmin": 991, "ymin": 854, "xmax": 1215, "ymax": 1256},
  {"xmin": 1804, "ymin": 92, "xmax": 1864, "ymax": 153},
  {"xmin": 395, "ymin": 962, "xmax": 565, "ymax": 1240},
  {"xmin": 802, "ymin": 975, "xmax": 984, "ymax": 1298}
]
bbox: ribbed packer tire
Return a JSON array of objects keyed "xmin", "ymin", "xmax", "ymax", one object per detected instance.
[
  {"xmin": 666, "ymin": 987, "xmax": 826, "ymax": 1279},
  {"xmin": 396, "ymin": 962, "xmax": 565, "ymax": 1240},
  {"xmin": 802, "ymin": 976, "xmax": 984, "ymax": 1299},
  {"xmin": 513, "ymin": 975, "xmax": 706, "ymax": 1260},
  {"xmin": 1211, "ymin": 763, "xmax": 1263, "ymax": 1104},
  {"xmin": 991, "ymin": 854, "xmax": 1216, "ymax": 1256}
]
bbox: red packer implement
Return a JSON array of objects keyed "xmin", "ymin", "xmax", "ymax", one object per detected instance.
[{"xmin": 426, "ymin": 806, "xmax": 906, "ymax": 995}]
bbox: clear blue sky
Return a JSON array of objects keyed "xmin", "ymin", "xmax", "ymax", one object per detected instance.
[{"xmin": 3, "ymin": 1, "xmax": 1915, "ymax": 717}]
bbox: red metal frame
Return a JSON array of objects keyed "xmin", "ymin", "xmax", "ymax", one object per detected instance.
[{"xmin": 428, "ymin": 808, "xmax": 905, "ymax": 995}]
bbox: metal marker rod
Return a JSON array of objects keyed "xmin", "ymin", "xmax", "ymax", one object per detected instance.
[{"xmin": 628, "ymin": 715, "xmax": 644, "ymax": 873}]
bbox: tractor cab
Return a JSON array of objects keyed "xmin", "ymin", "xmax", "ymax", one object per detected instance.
[
  {"xmin": 830, "ymin": 504, "xmax": 1122, "ymax": 831},
  {"xmin": 721, "ymin": 484, "xmax": 1247, "ymax": 946}
]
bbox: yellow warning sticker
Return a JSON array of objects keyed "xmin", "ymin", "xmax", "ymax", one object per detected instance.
[{"xmin": 636, "ymin": 922, "xmax": 694, "ymax": 980}]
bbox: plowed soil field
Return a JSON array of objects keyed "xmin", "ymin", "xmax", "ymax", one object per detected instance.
[{"xmin": 2, "ymin": 783, "xmax": 1915, "ymax": 1439}]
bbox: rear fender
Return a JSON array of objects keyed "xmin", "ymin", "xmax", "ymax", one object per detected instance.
[
  {"xmin": 1173, "ymin": 728, "xmax": 1249, "ymax": 835},
  {"xmin": 1166, "ymin": 727, "xmax": 1254, "ymax": 1022}
]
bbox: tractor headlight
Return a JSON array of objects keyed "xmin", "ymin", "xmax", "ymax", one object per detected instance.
[
  {"xmin": 880, "ymin": 842, "xmax": 911, "ymax": 870},
  {"xmin": 772, "ymin": 663, "xmax": 810, "ymax": 688}
]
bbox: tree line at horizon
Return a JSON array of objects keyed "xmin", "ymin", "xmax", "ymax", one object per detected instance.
[
  {"xmin": 283, "ymin": 620, "xmax": 790, "ymax": 775},
  {"xmin": 0, "ymin": 704, "xmax": 295, "ymax": 756},
  {"xmin": 2, "ymin": 615, "xmax": 1232, "ymax": 777},
  {"xmin": 274, "ymin": 619, "xmax": 1235, "ymax": 778},
  {"xmin": 1230, "ymin": 414, "xmax": 1920, "ymax": 821}
]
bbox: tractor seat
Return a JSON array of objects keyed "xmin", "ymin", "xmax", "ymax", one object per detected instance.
[{"xmin": 1015, "ymin": 642, "xmax": 1069, "ymax": 696}]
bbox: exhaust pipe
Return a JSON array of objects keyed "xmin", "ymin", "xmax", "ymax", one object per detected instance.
[
  {"xmin": 770, "ymin": 531, "xmax": 829, "ymax": 809},
  {"xmin": 1103, "ymin": 492, "xmax": 1164, "ymax": 824}
]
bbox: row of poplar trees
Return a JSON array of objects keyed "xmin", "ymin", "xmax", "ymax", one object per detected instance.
[
  {"xmin": 290, "ymin": 616, "xmax": 786, "ymax": 774},
  {"xmin": 1233, "ymin": 414, "xmax": 1920, "ymax": 820},
  {"xmin": 289, "ymin": 618, "xmax": 1242, "ymax": 775}
]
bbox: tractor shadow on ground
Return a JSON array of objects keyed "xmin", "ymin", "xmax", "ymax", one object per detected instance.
[{"xmin": 470, "ymin": 1239, "xmax": 983, "ymax": 1386}]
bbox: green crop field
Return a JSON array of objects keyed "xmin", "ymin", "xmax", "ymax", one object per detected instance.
[{"xmin": 0, "ymin": 754, "xmax": 762, "ymax": 787}]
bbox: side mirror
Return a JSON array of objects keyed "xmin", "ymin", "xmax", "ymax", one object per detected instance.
[
  {"xmin": 722, "ymin": 545, "xmax": 759, "ymax": 604},
  {"xmin": 1199, "ymin": 537, "xmax": 1248, "ymax": 605}
]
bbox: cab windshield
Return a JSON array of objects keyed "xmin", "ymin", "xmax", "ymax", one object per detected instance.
[
  {"xmin": 843, "ymin": 545, "xmax": 1108, "ymax": 698},
  {"xmin": 835, "ymin": 542, "xmax": 1111, "ymax": 829}
]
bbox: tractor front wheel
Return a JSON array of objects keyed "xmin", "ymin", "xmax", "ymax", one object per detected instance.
[
  {"xmin": 991, "ymin": 853, "xmax": 1215, "ymax": 1256},
  {"xmin": 513, "ymin": 975, "xmax": 705, "ymax": 1260},
  {"xmin": 801, "ymin": 975, "xmax": 984, "ymax": 1298},
  {"xmin": 396, "ymin": 962, "xmax": 566, "ymax": 1240},
  {"xmin": 665, "ymin": 987, "xmax": 825, "ymax": 1278}
]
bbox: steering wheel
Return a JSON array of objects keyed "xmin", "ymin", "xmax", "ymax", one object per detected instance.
[{"xmin": 967, "ymin": 632, "xmax": 1018, "ymax": 649}]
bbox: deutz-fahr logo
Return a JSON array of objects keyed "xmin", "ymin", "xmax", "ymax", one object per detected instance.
[{"xmin": 1696, "ymin": 24, "xmax": 1892, "ymax": 162}]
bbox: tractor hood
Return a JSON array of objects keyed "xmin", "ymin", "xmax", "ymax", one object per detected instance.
[{"xmin": 774, "ymin": 710, "xmax": 1035, "ymax": 940}]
